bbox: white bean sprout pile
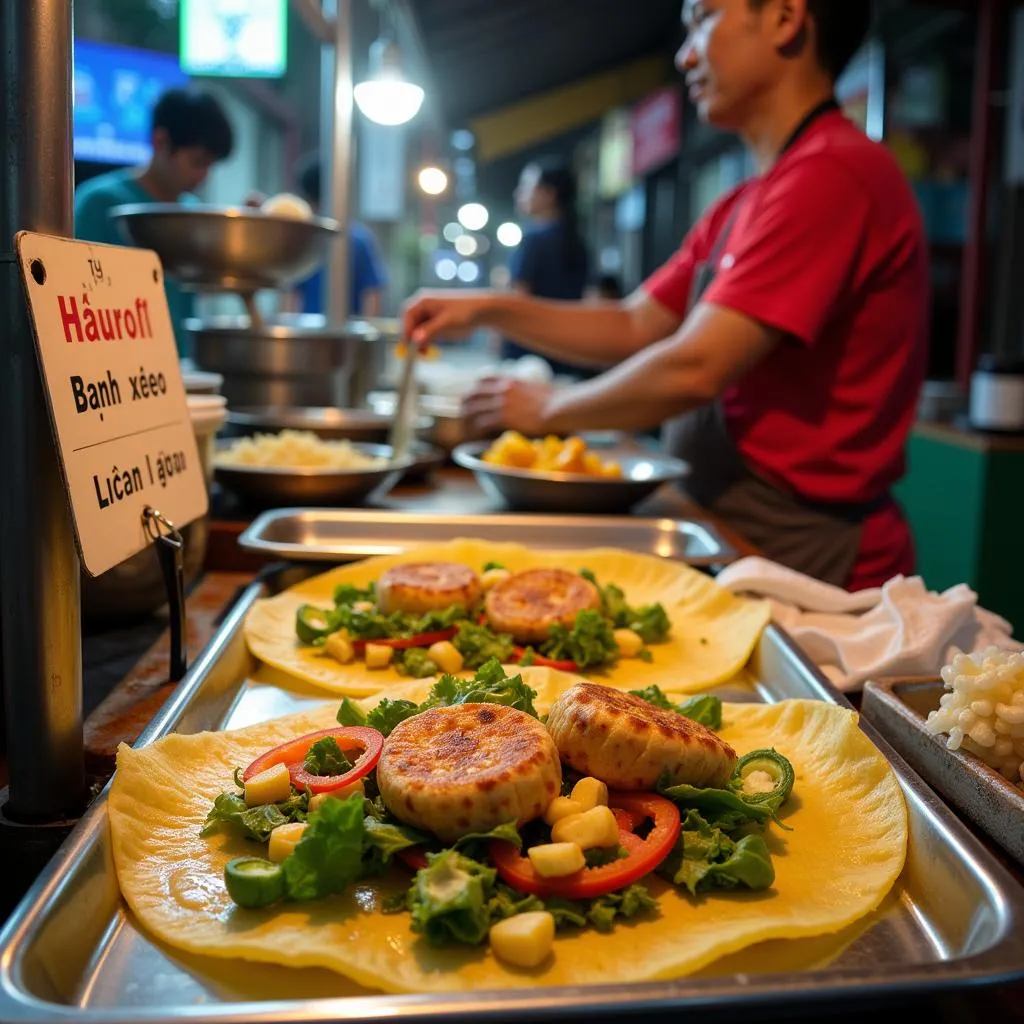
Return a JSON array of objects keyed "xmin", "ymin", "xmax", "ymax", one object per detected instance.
[{"xmin": 925, "ymin": 647, "xmax": 1024, "ymax": 788}]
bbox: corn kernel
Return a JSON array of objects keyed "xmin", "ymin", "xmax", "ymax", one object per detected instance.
[
  {"xmin": 489, "ymin": 912, "xmax": 555, "ymax": 969},
  {"xmin": 570, "ymin": 777, "xmax": 609, "ymax": 812},
  {"xmin": 268, "ymin": 821, "xmax": 307, "ymax": 863},
  {"xmin": 308, "ymin": 779, "xmax": 365, "ymax": 813},
  {"xmin": 481, "ymin": 567, "xmax": 512, "ymax": 591},
  {"xmin": 527, "ymin": 842, "xmax": 585, "ymax": 878},
  {"xmin": 542, "ymin": 796, "xmax": 583, "ymax": 825},
  {"xmin": 243, "ymin": 762, "xmax": 291, "ymax": 807},
  {"xmin": 365, "ymin": 643, "xmax": 394, "ymax": 669},
  {"xmin": 613, "ymin": 628, "xmax": 644, "ymax": 658},
  {"xmin": 427, "ymin": 640, "xmax": 464, "ymax": 674},
  {"xmin": 550, "ymin": 806, "xmax": 619, "ymax": 850},
  {"xmin": 324, "ymin": 632, "xmax": 354, "ymax": 664}
]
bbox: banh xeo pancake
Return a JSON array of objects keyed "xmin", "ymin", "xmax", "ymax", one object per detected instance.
[
  {"xmin": 108, "ymin": 667, "xmax": 907, "ymax": 994},
  {"xmin": 242, "ymin": 539, "xmax": 770, "ymax": 696}
]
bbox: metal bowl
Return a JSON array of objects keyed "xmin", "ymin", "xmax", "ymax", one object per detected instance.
[
  {"xmin": 221, "ymin": 407, "xmax": 445, "ymax": 481},
  {"xmin": 110, "ymin": 204, "xmax": 340, "ymax": 292},
  {"xmin": 452, "ymin": 441, "xmax": 689, "ymax": 514},
  {"xmin": 214, "ymin": 442, "xmax": 413, "ymax": 508}
]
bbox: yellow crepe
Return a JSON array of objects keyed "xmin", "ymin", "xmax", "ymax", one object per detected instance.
[
  {"xmin": 243, "ymin": 538, "xmax": 770, "ymax": 697},
  {"xmin": 108, "ymin": 674, "xmax": 907, "ymax": 995}
]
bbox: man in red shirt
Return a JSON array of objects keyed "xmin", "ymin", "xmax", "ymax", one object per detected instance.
[{"xmin": 403, "ymin": 0, "xmax": 929, "ymax": 590}]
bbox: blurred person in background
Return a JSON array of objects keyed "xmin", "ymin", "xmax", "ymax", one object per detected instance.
[
  {"xmin": 74, "ymin": 88, "xmax": 234, "ymax": 356},
  {"xmin": 404, "ymin": 0, "xmax": 928, "ymax": 592},
  {"xmin": 588, "ymin": 273, "xmax": 624, "ymax": 301},
  {"xmin": 291, "ymin": 152, "xmax": 387, "ymax": 318},
  {"xmin": 503, "ymin": 158, "xmax": 592, "ymax": 377}
]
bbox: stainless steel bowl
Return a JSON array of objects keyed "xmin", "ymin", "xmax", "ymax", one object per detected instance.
[
  {"xmin": 110, "ymin": 204, "xmax": 340, "ymax": 292},
  {"xmin": 221, "ymin": 407, "xmax": 445, "ymax": 481},
  {"xmin": 214, "ymin": 442, "xmax": 413, "ymax": 508},
  {"xmin": 452, "ymin": 441, "xmax": 689, "ymax": 514}
]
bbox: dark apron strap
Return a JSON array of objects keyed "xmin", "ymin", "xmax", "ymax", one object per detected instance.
[{"xmin": 662, "ymin": 96, "xmax": 876, "ymax": 588}]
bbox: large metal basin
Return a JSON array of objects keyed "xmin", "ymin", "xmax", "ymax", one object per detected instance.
[
  {"xmin": 109, "ymin": 204, "xmax": 340, "ymax": 292},
  {"xmin": 189, "ymin": 315, "xmax": 386, "ymax": 409}
]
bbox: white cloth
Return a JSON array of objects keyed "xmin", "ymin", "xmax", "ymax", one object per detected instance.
[{"xmin": 715, "ymin": 557, "xmax": 1020, "ymax": 690}]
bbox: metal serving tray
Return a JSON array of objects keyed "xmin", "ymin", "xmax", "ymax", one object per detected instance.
[
  {"xmin": 2, "ymin": 567, "xmax": 1023, "ymax": 1023},
  {"xmin": 238, "ymin": 509, "xmax": 738, "ymax": 567},
  {"xmin": 862, "ymin": 678, "xmax": 1024, "ymax": 867}
]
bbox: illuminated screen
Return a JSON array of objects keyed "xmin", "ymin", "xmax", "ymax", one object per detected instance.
[
  {"xmin": 73, "ymin": 40, "xmax": 188, "ymax": 165},
  {"xmin": 179, "ymin": 0, "xmax": 288, "ymax": 78}
]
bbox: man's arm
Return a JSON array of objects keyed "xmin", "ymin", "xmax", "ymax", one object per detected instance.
[
  {"xmin": 464, "ymin": 302, "xmax": 779, "ymax": 435},
  {"xmin": 546, "ymin": 303, "xmax": 780, "ymax": 430},
  {"xmin": 406, "ymin": 288, "xmax": 683, "ymax": 368}
]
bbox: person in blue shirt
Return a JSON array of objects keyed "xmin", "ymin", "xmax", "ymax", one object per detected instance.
[
  {"xmin": 503, "ymin": 158, "xmax": 592, "ymax": 377},
  {"xmin": 74, "ymin": 88, "xmax": 234, "ymax": 357},
  {"xmin": 291, "ymin": 153, "xmax": 387, "ymax": 317}
]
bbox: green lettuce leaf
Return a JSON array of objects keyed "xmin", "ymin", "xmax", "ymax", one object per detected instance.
[
  {"xmin": 657, "ymin": 810, "xmax": 775, "ymax": 896},
  {"xmin": 366, "ymin": 698, "xmax": 421, "ymax": 735},
  {"xmin": 396, "ymin": 648, "xmax": 439, "ymax": 679},
  {"xmin": 336, "ymin": 698, "xmax": 367, "ymax": 727},
  {"xmin": 303, "ymin": 736, "xmax": 353, "ymax": 776},
  {"xmin": 542, "ymin": 609, "xmax": 619, "ymax": 668},
  {"xmin": 487, "ymin": 885, "xmax": 545, "ymax": 921},
  {"xmin": 579, "ymin": 569, "xmax": 671, "ymax": 643},
  {"xmin": 546, "ymin": 884, "xmax": 658, "ymax": 933},
  {"xmin": 451, "ymin": 622, "xmax": 515, "ymax": 670},
  {"xmin": 407, "ymin": 850, "xmax": 498, "ymax": 946},
  {"xmin": 332, "ymin": 582, "xmax": 376, "ymax": 606},
  {"xmin": 362, "ymin": 817, "xmax": 430, "ymax": 866},
  {"xmin": 658, "ymin": 779, "xmax": 774, "ymax": 830},
  {"xmin": 281, "ymin": 794, "xmax": 365, "ymax": 901},
  {"xmin": 200, "ymin": 790, "xmax": 308, "ymax": 842}
]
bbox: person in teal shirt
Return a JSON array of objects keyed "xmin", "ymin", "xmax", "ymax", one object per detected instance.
[{"xmin": 74, "ymin": 88, "xmax": 234, "ymax": 356}]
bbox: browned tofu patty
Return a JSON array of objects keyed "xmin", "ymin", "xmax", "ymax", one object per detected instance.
[
  {"xmin": 376, "ymin": 561, "xmax": 482, "ymax": 616},
  {"xmin": 377, "ymin": 704, "xmax": 562, "ymax": 842},
  {"xmin": 546, "ymin": 682, "xmax": 736, "ymax": 790},
  {"xmin": 484, "ymin": 568, "xmax": 600, "ymax": 645}
]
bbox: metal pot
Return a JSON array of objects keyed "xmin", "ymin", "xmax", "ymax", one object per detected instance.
[{"xmin": 188, "ymin": 314, "xmax": 392, "ymax": 410}]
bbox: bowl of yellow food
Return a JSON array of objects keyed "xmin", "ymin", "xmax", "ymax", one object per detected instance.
[
  {"xmin": 214, "ymin": 429, "xmax": 413, "ymax": 507},
  {"xmin": 453, "ymin": 433, "xmax": 689, "ymax": 513}
]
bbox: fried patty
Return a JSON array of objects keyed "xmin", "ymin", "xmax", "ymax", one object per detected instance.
[
  {"xmin": 484, "ymin": 568, "xmax": 600, "ymax": 645},
  {"xmin": 377, "ymin": 704, "xmax": 562, "ymax": 842},
  {"xmin": 546, "ymin": 682, "xmax": 736, "ymax": 790},
  {"xmin": 375, "ymin": 561, "xmax": 482, "ymax": 616}
]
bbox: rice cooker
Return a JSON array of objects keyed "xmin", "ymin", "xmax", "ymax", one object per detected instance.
[{"xmin": 969, "ymin": 354, "xmax": 1024, "ymax": 433}]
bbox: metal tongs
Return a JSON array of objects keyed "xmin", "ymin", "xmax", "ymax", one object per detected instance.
[{"xmin": 388, "ymin": 338, "xmax": 418, "ymax": 464}]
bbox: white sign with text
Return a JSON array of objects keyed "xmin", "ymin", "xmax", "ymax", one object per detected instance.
[{"xmin": 16, "ymin": 232, "xmax": 207, "ymax": 577}]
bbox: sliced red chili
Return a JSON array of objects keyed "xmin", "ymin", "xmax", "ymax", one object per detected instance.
[
  {"xmin": 243, "ymin": 726, "xmax": 383, "ymax": 795},
  {"xmin": 351, "ymin": 627, "xmax": 457, "ymax": 651},
  {"xmin": 490, "ymin": 792, "xmax": 680, "ymax": 900},
  {"xmin": 512, "ymin": 646, "xmax": 579, "ymax": 672}
]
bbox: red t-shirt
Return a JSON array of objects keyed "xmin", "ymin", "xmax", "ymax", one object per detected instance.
[{"xmin": 644, "ymin": 110, "xmax": 929, "ymax": 590}]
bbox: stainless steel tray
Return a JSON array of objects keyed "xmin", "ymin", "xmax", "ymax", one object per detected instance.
[
  {"xmin": 237, "ymin": 509, "xmax": 739, "ymax": 567},
  {"xmin": 862, "ymin": 677, "xmax": 1024, "ymax": 866},
  {"xmin": 2, "ymin": 567, "xmax": 1023, "ymax": 1022}
]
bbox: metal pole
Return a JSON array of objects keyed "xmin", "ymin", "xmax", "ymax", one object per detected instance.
[
  {"xmin": 321, "ymin": 0, "xmax": 353, "ymax": 326},
  {"xmin": 0, "ymin": 0, "xmax": 84, "ymax": 821}
]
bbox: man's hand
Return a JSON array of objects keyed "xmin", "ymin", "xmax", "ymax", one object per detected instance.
[
  {"xmin": 402, "ymin": 290, "xmax": 492, "ymax": 347},
  {"xmin": 462, "ymin": 377, "xmax": 556, "ymax": 436}
]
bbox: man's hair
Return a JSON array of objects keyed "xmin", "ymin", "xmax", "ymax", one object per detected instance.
[
  {"xmin": 296, "ymin": 151, "xmax": 321, "ymax": 206},
  {"xmin": 751, "ymin": 0, "xmax": 872, "ymax": 80},
  {"xmin": 151, "ymin": 89, "xmax": 234, "ymax": 161}
]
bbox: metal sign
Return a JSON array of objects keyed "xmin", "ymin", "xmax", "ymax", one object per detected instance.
[{"xmin": 15, "ymin": 232, "xmax": 207, "ymax": 577}]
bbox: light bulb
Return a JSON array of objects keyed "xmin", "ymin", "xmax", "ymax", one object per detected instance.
[
  {"xmin": 418, "ymin": 166, "xmax": 448, "ymax": 195},
  {"xmin": 457, "ymin": 202, "xmax": 488, "ymax": 231},
  {"xmin": 496, "ymin": 222, "xmax": 523, "ymax": 247},
  {"xmin": 354, "ymin": 80, "xmax": 424, "ymax": 126}
]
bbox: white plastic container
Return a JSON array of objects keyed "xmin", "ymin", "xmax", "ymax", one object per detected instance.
[{"xmin": 187, "ymin": 394, "xmax": 228, "ymax": 486}]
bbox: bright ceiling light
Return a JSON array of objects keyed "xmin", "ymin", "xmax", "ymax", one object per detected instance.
[
  {"xmin": 496, "ymin": 222, "xmax": 523, "ymax": 247},
  {"xmin": 457, "ymin": 202, "xmax": 488, "ymax": 231},
  {"xmin": 354, "ymin": 38, "xmax": 425, "ymax": 126},
  {"xmin": 436, "ymin": 258, "xmax": 457, "ymax": 281},
  {"xmin": 418, "ymin": 166, "xmax": 448, "ymax": 195},
  {"xmin": 454, "ymin": 234, "xmax": 478, "ymax": 256},
  {"xmin": 442, "ymin": 222, "xmax": 462, "ymax": 242},
  {"xmin": 457, "ymin": 261, "xmax": 480, "ymax": 283}
]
